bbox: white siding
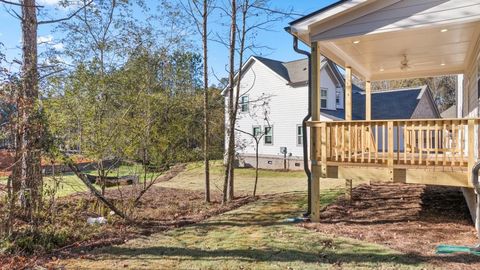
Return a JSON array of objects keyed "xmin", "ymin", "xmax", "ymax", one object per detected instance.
[
  {"xmin": 314, "ymin": 0, "xmax": 480, "ymax": 40},
  {"xmin": 229, "ymin": 58, "xmax": 339, "ymax": 159}
]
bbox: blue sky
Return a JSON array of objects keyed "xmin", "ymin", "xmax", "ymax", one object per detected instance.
[{"xmin": 0, "ymin": 0, "xmax": 337, "ymax": 84}]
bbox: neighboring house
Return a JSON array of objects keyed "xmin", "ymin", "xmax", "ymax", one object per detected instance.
[
  {"xmin": 441, "ymin": 105, "xmax": 457, "ymax": 118},
  {"xmin": 224, "ymin": 55, "xmax": 440, "ymax": 170},
  {"xmin": 223, "ymin": 56, "xmax": 344, "ymax": 171}
]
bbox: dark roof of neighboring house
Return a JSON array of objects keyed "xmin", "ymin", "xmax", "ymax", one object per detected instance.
[
  {"xmin": 254, "ymin": 55, "xmax": 341, "ymax": 86},
  {"xmin": 254, "ymin": 56, "xmax": 310, "ymax": 84},
  {"xmin": 441, "ymin": 105, "xmax": 456, "ymax": 118},
  {"xmin": 322, "ymin": 87, "xmax": 428, "ymax": 120}
]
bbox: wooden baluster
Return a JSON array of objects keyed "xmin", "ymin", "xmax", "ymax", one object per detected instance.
[
  {"xmin": 342, "ymin": 124, "xmax": 346, "ymax": 162},
  {"xmin": 348, "ymin": 123, "xmax": 352, "ymax": 163},
  {"xmin": 404, "ymin": 122, "xmax": 408, "ymax": 165},
  {"xmin": 434, "ymin": 121, "xmax": 439, "ymax": 166},
  {"xmin": 375, "ymin": 123, "xmax": 379, "ymax": 163},
  {"xmin": 419, "ymin": 122, "xmax": 423, "ymax": 166},
  {"xmin": 425, "ymin": 121, "xmax": 432, "ymax": 167},
  {"xmin": 382, "ymin": 123, "xmax": 386, "ymax": 164},
  {"xmin": 452, "ymin": 121, "xmax": 456, "ymax": 167},
  {"xmin": 396, "ymin": 122, "xmax": 400, "ymax": 163},
  {"xmin": 460, "ymin": 121, "xmax": 465, "ymax": 166},
  {"xmin": 411, "ymin": 122, "xmax": 416, "ymax": 165},
  {"xmin": 361, "ymin": 123, "xmax": 365, "ymax": 163},
  {"xmin": 368, "ymin": 124, "xmax": 372, "ymax": 163},
  {"xmin": 335, "ymin": 124, "xmax": 339, "ymax": 161},
  {"xmin": 354, "ymin": 123, "xmax": 358, "ymax": 163},
  {"xmin": 443, "ymin": 122, "xmax": 447, "ymax": 166}
]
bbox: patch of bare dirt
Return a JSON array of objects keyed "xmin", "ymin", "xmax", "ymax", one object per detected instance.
[{"xmin": 301, "ymin": 183, "xmax": 479, "ymax": 269}]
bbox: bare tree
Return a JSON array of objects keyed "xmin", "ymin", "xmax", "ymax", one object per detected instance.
[
  {"xmin": 223, "ymin": 0, "xmax": 237, "ymax": 203},
  {"xmin": 183, "ymin": 0, "xmax": 215, "ymax": 203},
  {"xmin": 221, "ymin": 0, "xmax": 295, "ymax": 202},
  {"xmin": 0, "ymin": 0, "xmax": 94, "ymax": 229}
]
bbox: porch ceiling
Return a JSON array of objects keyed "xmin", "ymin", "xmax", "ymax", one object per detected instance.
[{"xmin": 317, "ymin": 21, "xmax": 480, "ymax": 81}]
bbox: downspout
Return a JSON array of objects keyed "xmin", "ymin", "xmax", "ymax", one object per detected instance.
[
  {"xmin": 293, "ymin": 36, "xmax": 312, "ymax": 217},
  {"xmin": 471, "ymin": 162, "xmax": 480, "ymax": 249}
]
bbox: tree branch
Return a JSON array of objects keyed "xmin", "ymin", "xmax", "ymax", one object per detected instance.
[{"xmin": 38, "ymin": 0, "xmax": 94, "ymax": 25}]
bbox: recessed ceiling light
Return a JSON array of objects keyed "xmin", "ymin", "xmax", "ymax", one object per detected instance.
[
  {"xmin": 379, "ymin": 68, "xmax": 385, "ymax": 72},
  {"xmin": 441, "ymin": 63, "xmax": 446, "ymax": 66},
  {"xmin": 353, "ymin": 40, "xmax": 360, "ymax": 44},
  {"xmin": 441, "ymin": 29, "xmax": 448, "ymax": 33}
]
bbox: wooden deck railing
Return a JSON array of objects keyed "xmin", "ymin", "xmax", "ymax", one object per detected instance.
[{"xmin": 308, "ymin": 118, "xmax": 480, "ymax": 170}]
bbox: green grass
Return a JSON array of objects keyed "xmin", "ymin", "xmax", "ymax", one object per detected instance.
[
  {"xmin": 1, "ymin": 164, "xmax": 160, "ymax": 197},
  {"xmin": 59, "ymin": 192, "xmax": 425, "ymax": 269},
  {"xmin": 158, "ymin": 160, "xmax": 368, "ymax": 196}
]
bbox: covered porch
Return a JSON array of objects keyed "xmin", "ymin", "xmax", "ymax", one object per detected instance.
[{"xmin": 288, "ymin": 0, "xmax": 480, "ymax": 222}]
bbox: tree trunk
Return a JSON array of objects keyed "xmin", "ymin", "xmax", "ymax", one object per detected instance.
[
  {"xmin": 203, "ymin": 0, "xmax": 210, "ymax": 203},
  {"xmin": 223, "ymin": 0, "xmax": 237, "ymax": 203},
  {"xmin": 12, "ymin": 0, "xmax": 43, "ymax": 220},
  {"xmin": 253, "ymin": 139, "xmax": 259, "ymax": 197}
]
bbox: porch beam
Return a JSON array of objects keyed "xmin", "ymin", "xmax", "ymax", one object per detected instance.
[
  {"xmin": 365, "ymin": 80, "xmax": 371, "ymax": 121},
  {"xmin": 345, "ymin": 66, "xmax": 352, "ymax": 121},
  {"xmin": 310, "ymin": 42, "xmax": 321, "ymax": 222}
]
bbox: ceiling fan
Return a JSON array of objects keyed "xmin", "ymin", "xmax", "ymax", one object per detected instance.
[{"xmin": 400, "ymin": 54, "xmax": 411, "ymax": 71}]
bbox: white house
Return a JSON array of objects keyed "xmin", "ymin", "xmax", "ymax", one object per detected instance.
[{"xmin": 225, "ymin": 55, "xmax": 440, "ymax": 170}]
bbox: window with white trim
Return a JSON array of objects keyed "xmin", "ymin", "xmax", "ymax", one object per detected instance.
[
  {"xmin": 240, "ymin": 95, "xmax": 249, "ymax": 112},
  {"xmin": 252, "ymin": 126, "xmax": 261, "ymax": 138},
  {"xmin": 264, "ymin": 126, "xmax": 273, "ymax": 145},
  {"xmin": 296, "ymin": 125, "xmax": 303, "ymax": 145},
  {"xmin": 321, "ymin": 88, "xmax": 328, "ymax": 109},
  {"xmin": 336, "ymin": 89, "xmax": 341, "ymax": 107}
]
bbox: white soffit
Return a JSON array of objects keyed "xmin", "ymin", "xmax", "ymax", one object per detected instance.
[{"xmin": 320, "ymin": 21, "xmax": 480, "ymax": 80}]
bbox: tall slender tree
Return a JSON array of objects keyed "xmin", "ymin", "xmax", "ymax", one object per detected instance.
[
  {"xmin": 223, "ymin": 0, "xmax": 237, "ymax": 203},
  {"xmin": 183, "ymin": 0, "xmax": 214, "ymax": 203}
]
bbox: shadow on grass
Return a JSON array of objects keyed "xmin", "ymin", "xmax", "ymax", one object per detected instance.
[{"xmin": 92, "ymin": 244, "xmax": 471, "ymax": 266}]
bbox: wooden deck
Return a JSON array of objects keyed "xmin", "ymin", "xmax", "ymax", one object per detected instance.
[{"xmin": 308, "ymin": 118, "xmax": 479, "ymax": 188}]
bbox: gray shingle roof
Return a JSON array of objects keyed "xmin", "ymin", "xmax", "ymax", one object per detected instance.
[
  {"xmin": 254, "ymin": 56, "xmax": 319, "ymax": 85},
  {"xmin": 322, "ymin": 88, "xmax": 425, "ymax": 120}
]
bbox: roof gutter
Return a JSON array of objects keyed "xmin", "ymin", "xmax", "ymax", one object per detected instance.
[{"xmin": 291, "ymin": 32, "xmax": 312, "ymax": 217}]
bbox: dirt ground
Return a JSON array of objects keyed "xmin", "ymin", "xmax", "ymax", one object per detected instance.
[{"xmin": 301, "ymin": 183, "xmax": 480, "ymax": 270}]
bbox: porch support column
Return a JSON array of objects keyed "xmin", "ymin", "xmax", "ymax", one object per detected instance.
[
  {"xmin": 345, "ymin": 66, "xmax": 352, "ymax": 121},
  {"xmin": 365, "ymin": 80, "xmax": 371, "ymax": 121},
  {"xmin": 310, "ymin": 41, "xmax": 321, "ymax": 222}
]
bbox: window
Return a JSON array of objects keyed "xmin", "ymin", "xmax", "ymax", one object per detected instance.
[
  {"xmin": 240, "ymin": 95, "xmax": 249, "ymax": 112},
  {"xmin": 296, "ymin": 125, "xmax": 303, "ymax": 145},
  {"xmin": 264, "ymin": 126, "xmax": 273, "ymax": 145},
  {"xmin": 321, "ymin": 88, "xmax": 328, "ymax": 108},
  {"xmin": 336, "ymin": 89, "xmax": 341, "ymax": 107},
  {"xmin": 252, "ymin": 126, "xmax": 261, "ymax": 138}
]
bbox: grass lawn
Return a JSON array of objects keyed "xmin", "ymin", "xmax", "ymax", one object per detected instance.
[
  {"xmin": 1, "ymin": 164, "xmax": 159, "ymax": 197},
  {"xmin": 157, "ymin": 160, "xmax": 367, "ymax": 196},
  {"xmin": 58, "ymin": 191, "xmax": 425, "ymax": 270}
]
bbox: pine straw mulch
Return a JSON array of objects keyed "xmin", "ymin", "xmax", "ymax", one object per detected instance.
[
  {"xmin": 0, "ymin": 164, "xmax": 254, "ymax": 270},
  {"xmin": 301, "ymin": 183, "xmax": 480, "ymax": 270}
]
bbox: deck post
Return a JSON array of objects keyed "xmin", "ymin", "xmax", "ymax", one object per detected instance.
[
  {"xmin": 345, "ymin": 66, "xmax": 352, "ymax": 121},
  {"xmin": 468, "ymin": 119, "xmax": 475, "ymax": 184},
  {"xmin": 365, "ymin": 81, "xmax": 371, "ymax": 121},
  {"xmin": 345, "ymin": 179, "xmax": 353, "ymax": 203},
  {"xmin": 387, "ymin": 121, "xmax": 394, "ymax": 180},
  {"xmin": 310, "ymin": 42, "xmax": 321, "ymax": 222}
]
